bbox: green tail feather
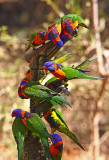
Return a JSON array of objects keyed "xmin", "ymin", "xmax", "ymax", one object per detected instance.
[
  {"xmin": 52, "ymin": 96, "xmax": 71, "ymax": 107},
  {"xmin": 60, "ymin": 128, "xmax": 85, "ymax": 150},
  {"xmin": 75, "ymin": 54, "xmax": 97, "ymax": 70},
  {"xmin": 12, "ymin": 118, "xmax": 28, "ymax": 160},
  {"xmin": 18, "ymin": 135, "xmax": 24, "ymax": 160},
  {"xmin": 40, "ymin": 136, "xmax": 52, "ymax": 160},
  {"xmin": 77, "ymin": 74, "xmax": 102, "ymax": 80}
]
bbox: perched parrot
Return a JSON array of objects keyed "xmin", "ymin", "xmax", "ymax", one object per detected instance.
[
  {"xmin": 25, "ymin": 31, "xmax": 48, "ymax": 52},
  {"xmin": 44, "ymin": 108, "xmax": 84, "ymax": 150},
  {"xmin": 12, "ymin": 117, "xmax": 28, "ymax": 160},
  {"xmin": 18, "ymin": 77, "xmax": 29, "ymax": 99},
  {"xmin": 44, "ymin": 54, "xmax": 98, "ymax": 85},
  {"xmin": 50, "ymin": 134, "xmax": 63, "ymax": 160},
  {"xmin": 47, "ymin": 20, "xmax": 63, "ymax": 47},
  {"xmin": 60, "ymin": 14, "xmax": 89, "ymax": 43},
  {"xmin": 19, "ymin": 81, "xmax": 71, "ymax": 107},
  {"xmin": 12, "ymin": 109, "xmax": 52, "ymax": 160},
  {"xmin": 39, "ymin": 52, "xmax": 73, "ymax": 83},
  {"xmin": 43, "ymin": 59, "xmax": 102, "ymax": 86}
]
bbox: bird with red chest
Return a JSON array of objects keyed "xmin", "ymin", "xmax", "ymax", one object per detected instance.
[
  {"xmin": 50, "ymin": 134, "xmax": 63, "ymax": 160},
  {"xmin": 12, "ymin": 109, "xmax": 52, "ymax": 160},
  {"xmin": 47, "ymin": 20, "xmax": 63, "ymax": 48}
]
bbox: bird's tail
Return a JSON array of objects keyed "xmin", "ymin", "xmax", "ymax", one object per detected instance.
[
  {"xmin": 75, "ymin": 53, "xmax": 97, "ymax": 70},
  {"xmin": 60, "ymin": 128, "xmax": 85, "ymax": 150},
  {"xmin": 40, "ymin": 137, "xmax": 52, "ymax": 160},
  {"xmin": 77, "ymin": 74, "xmax": 103, "ymax": 80},
  {"xmin": 17, "ymin": 135, "xmax": 24, "ymax": 160},
  {"xmin": 51, "ymin": 95, "xmax": 71, "ymax": 107}
]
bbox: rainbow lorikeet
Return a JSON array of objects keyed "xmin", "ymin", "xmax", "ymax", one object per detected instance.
[
  {"xmin": 44, "ymin": 54, "xmax": 99, "ymax": 85},
  {"xmin": 43, "ymin": 59, "xmax": 101, "ymax": 86},
  {"xmin": 18, "ymin": 70, "xmax": 31, "ymax": 99},
  {"xmin": 25, "ymin": 31, "xmax": 48, "ymax": 52},
  {"xmin": 12, "ymin": 109, "xmax": 52, "ymax": 160},
  {"xmin": 50, "ymin": 134, "xmax": 63, "ymax": 160},
  {"xmin": 12, "ymin": 117, "xmax": 28, "ymax": 160},
  {"xmin": 18, "ymin": 77, "xmax": 29, "ymax": 99},
  {"xmin": 39, "ymin": 52, "xmax": 73, "ymax": 83},
  {"xmin": 44, "ymin": 108, "xmax": 84, "ymax": 150},
  {"xmin": 60, "ymin": 14, "xmax": 89, "ymax": 43},
  {"xmin": 18, "ymin": 81, "xmax": 71, "ymax": 107},
  {"xmin": 47, "ymin": 20, "xmax": 63, "ymax": 48}
]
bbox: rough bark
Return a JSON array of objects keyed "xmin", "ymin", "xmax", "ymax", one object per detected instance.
[
  {"xmin": 91, "ymin": 0, "xmax": 108, "ymax": 160},
  {"xmin": 22, "ymin": 41, "xmax": 63, "ymax": 160},
  {"xmin": 21, "ymin": 26, "xmax": 78, "ymax": 159}
]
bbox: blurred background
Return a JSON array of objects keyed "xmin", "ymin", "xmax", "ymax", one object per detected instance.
[{"xmin": 0, "ymin": 0, "xmax": 109, "ymax": 160}]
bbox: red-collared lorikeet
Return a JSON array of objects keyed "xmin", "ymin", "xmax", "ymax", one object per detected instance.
[
  {"xmin": 50, "ymin": 134, "xmax": 63, "ymax": 160},
  {"xmin": 44, "ymin": 108, "xmax": 84, "ymax": 150},
  {"xmin": 12, "ymin": 117, "xmax": 28, "ymax": 160},
  {"xmin": 12, "ymin": 109, "xmax": 52, "ymax": 160}
]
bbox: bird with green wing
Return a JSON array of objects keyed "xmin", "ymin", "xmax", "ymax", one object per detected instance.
[
  {"xmin": 44, "ymin": 108, "xmax": 84, "ymax": 150},
  {"xmin": 12, "ymin": 109, "xmax": 52, "ymax": 160}
]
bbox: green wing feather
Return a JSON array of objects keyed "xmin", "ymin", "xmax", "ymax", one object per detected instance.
[
  {"xmin": 45, "ymin": 76, "xmax": 57, "ymax": 86},
  {"xmin": 51, "ymin": 96, "xmax": 71, "ymax": 107},
  {"xmin": 53, "ymin": 108, "xmax": 68, "ymax": 128},
  {"xmin": 24, "ymin": 81, "xmax": 71, "ymax": 107},
  {"xmin": 62, "ymin": 65, "xmax": 85, "ymax": 79},
  {"xmin": 26, "ymin": 113, "xmax": 50, "ymax": 138},
  {"xmin": 49, "ymin": 110, "xmax": 84, "ymax": 150},
  {"xmin": 77, "ymin": 74, "xmax": 102, "ymax": 80},
  {"xmin": 40, "ymin": 136, "xmax": 52, "ymax": 160},
  {"xmin": 53, "ymin": 52, "xmax": 73, "ymax": 64},
  {"xmin": 25, "ymin": 32, "xmax": 37, "ymax": 52},
  {"xmin": 53, "ymin": 152, "xmax": 62, "ymax": 160},
  {"xmin": 75, "ymin": 54, "xmax": 97, "ymax": 70},
  {"xmin": 29, "ymin": 32, "xmax": 37, "ymax": 44},
  {"xmin": 26, "ymin": 113, "xmax": 52, "ymax": 160},
  {"xmin": 25, "ymin": 81, "xmax": 57, "ymax": 93},
  {"xmin": 58, "ymin": 127, "xmax": 84, "ymax": 150},
  {"xmin": 12, "ymin": 118, "xmax": 28, "ymax": 160}
]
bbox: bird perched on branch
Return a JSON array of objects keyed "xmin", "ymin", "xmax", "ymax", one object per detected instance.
[
  {"xmin": 12, "ymin": 109, "xmax": 52, "ymax": 160},
  {"xmin": 18, "ymin": 81, "xmax": 71, "ymax": 108},
  {"xmin": 12, "ymin": 117, "xmax": 28, "ymax": 160},
  {"xmin": 25, "ymin": 31, "xmax": 47, "ymax": 52},
  {"xmin": 47, "ymin": 20, "xmax": 63, "ymax": 47},
  {"xmin": 44, "ymin": 108, "xmax": 84, "ymax": 150},
  {"xmin": 60, "ymin": 14, "xmax": 89, "ymax": 43},
  {"xmin": 43, "ymin": 55, "xmax": 101, "ymax": 86},
  {"xmin": 47, "ymin": 14, "xmax": 88, "ymax": 47},
  {"xmin": 18, "ymin": 69, "xmax": 30, "ymax": 99},
  {"xmin": 50, "ymin": 134, "xmax": 63, "ymax": 160}
]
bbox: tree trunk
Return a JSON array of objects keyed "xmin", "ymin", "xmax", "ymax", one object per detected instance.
[
  {"xmin": 22, "ymin": 41, "xmax": 61, "ymax": 160},
  {"xmin": 91, "ymin": 0, "xmax": 108, "ymax": 160}
]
